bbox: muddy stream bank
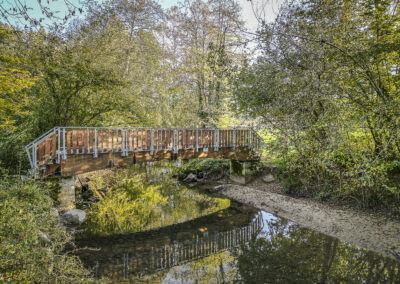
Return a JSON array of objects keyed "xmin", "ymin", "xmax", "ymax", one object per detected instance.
[{"xmin": 215, "ymin": 176, "xmax": 400, "ymax": 261}]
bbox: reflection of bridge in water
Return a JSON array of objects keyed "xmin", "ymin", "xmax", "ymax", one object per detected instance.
[{"xmin": 76, "ymin": 204, "xmax": 263, "ymax": 279}]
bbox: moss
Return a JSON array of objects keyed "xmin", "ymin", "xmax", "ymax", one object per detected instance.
[{"xmin": 178, "ymin": 158, "xmax": 230, "ymax": 179}]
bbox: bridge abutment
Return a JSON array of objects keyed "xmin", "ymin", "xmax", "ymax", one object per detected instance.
[{"xmin": 229, "ymin": 160, "xmax": 258, "ymax": 185}]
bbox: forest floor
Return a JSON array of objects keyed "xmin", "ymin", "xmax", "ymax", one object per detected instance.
[{"xmin": 218, "ymin": 175, "xmax": 400, "ymax": 261}]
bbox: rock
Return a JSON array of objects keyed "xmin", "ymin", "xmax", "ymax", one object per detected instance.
[
  {"xmin": 210, "ymin": 185, "xmax": 226, "ymax": 193},
  {"xmin": 38, "ymin": 231, "xmax": 51, "ymax": 244},
  {"xmin": 61, "ymin": 209, "xmax": 86, "ymax": 226},
  {"xmin": 262, "ymin": 174, "xmax": 275, "ymax": 183},
  {"xmin": 183, "ymin": 173, "xmax": 198, "ymax": 183}
]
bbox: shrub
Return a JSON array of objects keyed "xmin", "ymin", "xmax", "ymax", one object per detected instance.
[{"xmin": 0, "ymin": 177, "xmax": 93, "ymax": 282}]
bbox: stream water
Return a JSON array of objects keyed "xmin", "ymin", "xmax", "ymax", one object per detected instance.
[{"xmin": 75, "ymin": 165, "xmax": 400, "ymax": 283}]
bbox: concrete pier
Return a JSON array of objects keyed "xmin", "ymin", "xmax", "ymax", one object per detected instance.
[
  {"xmin": 229, "ymin": 160, "xmax": 258, "ymax": 184},
  {"xmin": 58, "ymin": 177, "xmax": 76, "ymax": 210}
]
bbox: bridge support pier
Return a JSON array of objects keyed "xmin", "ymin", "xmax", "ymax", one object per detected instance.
[
  {"xmin": 58, "ymin": 177, "xmax": 76, "ymax": 210},
  {"xmin": 229, "ymin": 160, "xmax": 258, "ymax": 185}
]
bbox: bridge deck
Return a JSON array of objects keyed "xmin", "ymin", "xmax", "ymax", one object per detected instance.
[{"xmin": 26, "ymin": 127, "xmax": 264, "ymax": 177}]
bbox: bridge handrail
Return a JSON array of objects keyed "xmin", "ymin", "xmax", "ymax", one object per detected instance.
[{"xmin": 26, "ymin": 126, "xmax": 265, "ymax": 176}]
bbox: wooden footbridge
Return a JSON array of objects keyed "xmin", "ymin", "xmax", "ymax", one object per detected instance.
[{"xmin": 26, "ymin": 127, "xmax": 264, "ymax": 177}]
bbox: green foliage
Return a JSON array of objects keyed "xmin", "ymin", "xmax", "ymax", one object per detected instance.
[
  {"xmin": 233, "ymin": 0, "xmax": 400, "ymax": 209},
  {"xmin": 0, "ymin": 177, "xmax": 93, "ymax": 282},
  {"xmin": 0, "ymin": 25, "xmax": 37, "ymax": 130},
  {"xmin": 83, "ymin": 166, "xmax": 230, "ymax": 236},
  {"xmin": 179, "ymin": 158, "xmax": 230, "ymax": 178}
]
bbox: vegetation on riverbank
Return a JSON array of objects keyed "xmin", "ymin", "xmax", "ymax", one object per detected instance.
[
  {"xmin": 234, "ymin": 0, "xmax": 400, "ymax": 210},
  {"xmin": 177, "ymin": 158, "xmax": 230, "ymax": 181},
  {"xmin": 0, "ymin": 176, "xmax": 93, "ymax": 282},
  {"xmin": 82, "ymin": 166, "xmax": 230, "ymax": 236}
]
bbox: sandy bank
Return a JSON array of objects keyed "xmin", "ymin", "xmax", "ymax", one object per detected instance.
[{"xmin": 219, "ymin": 179, "xmax": 400, "ymax": 261}]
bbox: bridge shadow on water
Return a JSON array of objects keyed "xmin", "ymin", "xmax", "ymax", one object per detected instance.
[{"xmin": 75, "ymin": 202, "xmax": 263, "ymax": 280}]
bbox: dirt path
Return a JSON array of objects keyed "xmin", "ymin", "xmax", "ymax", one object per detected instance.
[{"xmin": 218, "ymin": 178, "xmax": 400, "ymax": 261}]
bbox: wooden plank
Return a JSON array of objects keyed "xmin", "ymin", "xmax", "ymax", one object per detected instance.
[
  {"xmin": 72, "ymin": 129, "xmax": 78, "ymax": 154},
  {"xmin": 117, "ymin": 129, "xmax": 121, "ymax": 152},
  {"xmin": 37, "ymin": 141, "xmax": 44, "ymax": 168},
  {"xmin": 78, "ymin": 130, "xmax": 83, "ymax": 153},
  {"xmin": 44, "ymin": 138, "xmax": 51, "ymax": 165},
  {"xmin": 106, "ymin": 130, "xmax": 110, "ymax": 152},
  {"xmin": 89, "ymin": 129, "xmax": 94, "ymax": 153},
  {"xmin": 83, "ymin": 129, "xmax": 88, "ymax": 153},
  {"xmin": 128, "ymin": 129, "xmax": 132, "ymax": 151},
  {"xmin": 51, "ymin": 133, "xmax": 57, "ymax": 159},
  {"xmin": 66, "ymin": 130, "xmax": 71, "ymax": 154},
  {"xmin": 147, "ymin": 130, "xmax": 151, "ymax": 150},
  {"xmin": 134, "ymin": 129, "xmax": 138, "ymax": 151}
]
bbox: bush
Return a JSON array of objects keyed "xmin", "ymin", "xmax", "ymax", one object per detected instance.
[{"xmin": 0, "ymin": 177, "xmax": 93, "ymax": 282}]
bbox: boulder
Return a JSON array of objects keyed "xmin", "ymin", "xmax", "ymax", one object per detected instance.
[
  {"xmin": 262, "ymin": 174, "xmax": 275, "ymax": 183},
  {"xmin": 183, "ymin": 173, "xmax": 198, "ymax": 183},
  {"xmin": 61, "ymin": 209, "xmax": 86, "ymax": 226},
  {"xmin": 209, "ymin": 185, "xmax": 227, "ymax": 193}
]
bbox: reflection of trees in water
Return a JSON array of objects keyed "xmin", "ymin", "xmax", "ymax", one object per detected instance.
[{"xmin": 236, "ymin": 218, "xmax": 400, "ymax": 283}]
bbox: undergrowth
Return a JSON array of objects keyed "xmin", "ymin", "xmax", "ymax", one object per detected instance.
[{"xmin": 0, "ymin": 176, "xmax": 93, "ymax": 282}]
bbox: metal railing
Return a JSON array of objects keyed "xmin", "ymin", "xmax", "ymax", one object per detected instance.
[{"xmin": 25, "ymin": 126, "xmax": 264, "ymax": 174}]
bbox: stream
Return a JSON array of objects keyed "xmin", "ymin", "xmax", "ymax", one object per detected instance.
[{"xmin": 74, "ymin": 164, "xmax": 400, "ymax": 283}]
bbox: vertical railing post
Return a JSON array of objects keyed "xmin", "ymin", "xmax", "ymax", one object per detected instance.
[
  {"xmin": 33, "ymin": 142, "xmax": 37, "ymax": 169},
  {"xmin": 26, "ymin": 146, "xmax": 33, "ymax": 169},
  {"xmin": 173, "ymin": 129, "xmax": 178, "ymax": 154},
  {"xmin": 33, "ymin": 143, "xmax": 39, "ymax": 179},
  {"xmin": 62, "ymin": 128, "xmax": 66, "ymax": 160},
  {"xmin": 150, "ymin": 129, "xmax": 154, "ymax": 155},
  {"xmin": 233, "ymin": 128, "xmax": 236, "ymax": 150},
  {"xmin": 161, "ymin": 129, "xmax": 163, "ymax": 150},
  {"xmin": 214, "ymin": 128, "xmax": 219, "ymax": 151},
  {"xmin": 115, "ymin": 129, "xmax": 118, "ymax": 152},
  {"xmin": 249, "ymin": 129, "xmax": 252, "ymax": 149},
  {"xmin": 94, "ymin": 128, "xmax": 98, "ymax": 158},
  {"xmin": 195, "ymin": 128, "xmax": 199, "ymax": 152},
  {"xmin": 57, "ymin": 127, "xmax": 61, "ymax": 163},
  {"xmin": 122, "ymin": 128, "xmax": 127, "ymax": 156},
  {"xmin": 87, "ymin": 127, "xmax": 90, "ymax": 153},
  {"xmin": 201, "ymin": 129, "xmax": 203, "ymax": 148}
]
